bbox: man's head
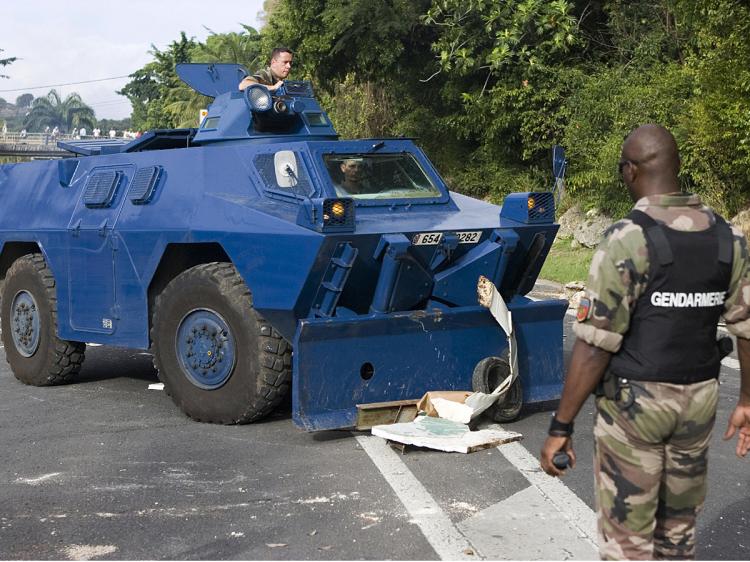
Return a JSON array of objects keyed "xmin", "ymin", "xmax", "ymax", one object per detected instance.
[
  {"xmin": 619, "ymin": 124, "xmax": 681, "ymax": 201},
  {"xmin": 340, "ymin": 158, "xmax": 364, "ymax": 180},
  {"xmin": 269, "ymin": 47, "xmax": 293, "ymax": 80},
  {"xmin": 339, "ymin": 159, "xmax": 368, "ymax": 192}
]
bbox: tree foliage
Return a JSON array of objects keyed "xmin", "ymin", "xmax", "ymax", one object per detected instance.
[
  {"xmin": 122, "ymin": 2, "xmax": 750, "ymax": 217},
  {"xmin": 15, "ymin": 93, "xmax": 34, "ymax": 108},
  {"xmin": 23, "ymin": 90, "xmax": 96, "ymax": 133},
  {"xmin": 118, "ymin": 32, "xmax": 198, "ymax": 131},
  {"xmin": 120, "ymin": 27, "xmax": 264, "ymax": 130}
]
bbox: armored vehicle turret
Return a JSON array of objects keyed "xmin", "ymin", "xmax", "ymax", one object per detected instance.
[{"xmin": 0, "ymin": 63, "xmax": 567, "ymax": 430}]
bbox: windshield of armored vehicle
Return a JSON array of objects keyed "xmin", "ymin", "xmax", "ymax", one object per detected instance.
[{"xmin": 323, "ymin": 153, "xmax": 441, "ymax": 199}]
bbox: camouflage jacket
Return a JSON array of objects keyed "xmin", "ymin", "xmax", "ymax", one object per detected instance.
[
  {"xmin": 574, "ymin": 193, "xmax": 750, "ymax": 352},
  {"xmin": 250, "ymin": 67, "xmax": 282, "ymax": 86}
]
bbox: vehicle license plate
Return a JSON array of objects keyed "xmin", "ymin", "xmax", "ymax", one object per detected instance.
[
  {"xmin": 456, "ymin": 231, "xmax": 481, "ymax": 244},
  {"xmin": 412, "ymin": 232, "xmax": 443, "ymax": 245},
  {"xmin": 412, "ymin": 231, "xmax": 482, "ymax": 245}
]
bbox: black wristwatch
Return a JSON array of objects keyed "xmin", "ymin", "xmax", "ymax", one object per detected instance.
[{"xmin": 548, "ymin": 414, "xmax": 574, "ymax": 437}]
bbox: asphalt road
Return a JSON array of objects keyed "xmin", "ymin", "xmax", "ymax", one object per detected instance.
[{"xmin": 0, "ymin": 313, "xmax": 748, "ymax": 560}]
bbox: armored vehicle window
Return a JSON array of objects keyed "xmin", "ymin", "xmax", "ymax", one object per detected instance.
[
  {"xmin": 323, "ymin": 153, "xmax": 440, "ymax": 199},
  {"xmin": 202, "ymin": 117, "xmax": 220, "ymax": 129},
  {"xmin": 303, "ymin": 112, "xmax": 328, "ymax": 127},
  {"xmin": 254, "ymin": 152, "xmax": 313, "ymax": 197}
]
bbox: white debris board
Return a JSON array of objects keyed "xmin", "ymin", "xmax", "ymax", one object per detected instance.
[{"xmin": 372, "ymin": 415, "xmax": 522, "ymax": 454}]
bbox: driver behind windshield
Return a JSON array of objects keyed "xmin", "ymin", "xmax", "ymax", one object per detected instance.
[{"xmin": 334, "ymin": 158, "xmax": 377, "ymax": 196}]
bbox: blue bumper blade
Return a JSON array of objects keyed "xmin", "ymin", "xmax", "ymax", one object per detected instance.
[{"xmin": 292, "ymin": 298, "xmax": 567, "ymax": 431}]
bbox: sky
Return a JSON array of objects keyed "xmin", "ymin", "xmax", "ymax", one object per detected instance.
[{"xmin": 1, "ymin": 0, "xmax": 266, "ymax": 120}]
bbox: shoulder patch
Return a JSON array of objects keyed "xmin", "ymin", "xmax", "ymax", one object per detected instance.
[{"xmin": 576, "ymin": 297, "xmax": 592, "ymax": 322}]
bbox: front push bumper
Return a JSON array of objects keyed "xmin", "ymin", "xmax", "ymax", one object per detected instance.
[{"xmin": 292, "ymin": 297, "xmax": 567, "ymax": 431}]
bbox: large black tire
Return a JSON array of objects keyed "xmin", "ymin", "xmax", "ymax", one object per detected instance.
[
  {"xmin": 472, "ymin": 356, "xmax": 523, "ymax": 423},
  {"xmin": 0, "ymin": 253, "xmax": 85, "ymax": 385},
  {"xmin": 151, "ymin": 262, "xmax": 292, "ymax": 424}
]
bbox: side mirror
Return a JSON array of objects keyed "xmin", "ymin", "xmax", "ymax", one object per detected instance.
[
  {"xmin": 551, "ymin": 145, "xmax": 567, "ymax": 207},
  {"xmin": 274, "ymin": 150, "xmax": 298, "ymax": 188},
  {"xmin": 552, "ymin": 145, "xmax": 566, "ymax": 180}
]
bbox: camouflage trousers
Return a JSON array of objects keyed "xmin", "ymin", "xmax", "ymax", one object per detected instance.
[{"xmin": 594, "ymin": 378, "xmax": 719, "ymax": 560}]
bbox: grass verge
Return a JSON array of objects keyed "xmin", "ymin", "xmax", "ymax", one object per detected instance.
[{"xmin": 539, "ymin": 238, "xmax": 596, "ymax": 285}]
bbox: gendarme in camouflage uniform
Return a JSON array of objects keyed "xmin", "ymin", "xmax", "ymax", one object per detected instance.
[{"xmin": 575, "ymin": 192, "xmax": 750, "ymax": 559}]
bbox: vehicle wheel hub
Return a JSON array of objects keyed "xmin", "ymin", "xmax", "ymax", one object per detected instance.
[
  {"xmin": 176, "ymin": 309, "xmax": 236, "ymax": 389},
  {"xmin": 11, "ymin": 290, "xmax": 41, "ymax": 357}
]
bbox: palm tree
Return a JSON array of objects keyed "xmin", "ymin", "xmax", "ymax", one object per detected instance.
[
  {"xmin": 23, "ymin": 90, "xmax": 96, "ymax": 133},
  {"xmin": 164, "ymin": 26, "xmax": 264, "ymax": 128}
]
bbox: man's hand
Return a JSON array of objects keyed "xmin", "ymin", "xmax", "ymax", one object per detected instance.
[
  {"xmin": 268, "ymin": 80, "xmax": 284, "ymax": 92},
  {"xmin": 540, "ymin": 435, "xmax": 576, "ymax": 477},
  {"xmin": 723, "ymin": 403, "xmax": 750, "ymax": 457}
]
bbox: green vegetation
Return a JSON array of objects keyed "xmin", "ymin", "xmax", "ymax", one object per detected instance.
[
  {"xmin": 119, "ymin": 28, "xmax": 264, "ymax": 130},
  {"xmin": 539, "ymin": 239, "xmax": 596, "ymax": 285},
  {"xmin": 23, "ymin": 90, "xmax": 96, "ymax": 134},
  {"xmin": 15, "ymin": 93, "xmax": 33, "ymax": 108},
  {"xmin": 95, "ymin": 117, "xmax": 133, "ymax": 132},
  {"xmin": 113, "ymin": 1, "xmax": 750, "ymax": 220}
]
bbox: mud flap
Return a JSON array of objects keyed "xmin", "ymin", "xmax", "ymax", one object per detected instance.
[{"xmin": 292, "ymin": 298, "xmax": 568, "ymax": 431}]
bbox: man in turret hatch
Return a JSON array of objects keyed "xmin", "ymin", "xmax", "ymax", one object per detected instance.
[{"xmin": 238, "ymin": 47, "xmax": 293, "ymax": 92}]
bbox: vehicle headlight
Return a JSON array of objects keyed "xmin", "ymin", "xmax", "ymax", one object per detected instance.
[{"xmin": 245, "ymin": 84, "xmax": 272, "ymax": 112}]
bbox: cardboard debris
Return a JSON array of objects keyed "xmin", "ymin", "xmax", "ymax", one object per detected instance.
[
  {"xmin": 372, "ymin": 415, "xmax": 522, "ymax": 454},
  {"xmin": 367, "ymin": 276, "xmax": 525, "ymax": 452},
  {"xmin": 416, "ymin": 391, "xmax": 472, "ymax": 417},
  {"xmin": 355, "ymin": 399, "xmax": 419, "ymax": 430},
  {"xmin": 430, "ymin": 397, "xmax": 474, "ymax": 424}
]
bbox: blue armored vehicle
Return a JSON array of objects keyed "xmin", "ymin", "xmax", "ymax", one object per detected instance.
[{"xmin": 0, "ymin": 64, "xmax": 567, "ymax": 430}]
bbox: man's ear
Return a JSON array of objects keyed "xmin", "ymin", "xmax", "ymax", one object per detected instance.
[
  {"xmin": 630, "ymin": 163, "xmax": 640, "ymax": 184},
  {"xmin": 624, "ymin": 162, "xmax": 637, "ymax": 184}
]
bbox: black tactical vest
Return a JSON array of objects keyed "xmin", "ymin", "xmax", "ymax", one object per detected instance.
[{"xmin": 609, "ymin": 210, "xmax": 733, "ymax": 383}]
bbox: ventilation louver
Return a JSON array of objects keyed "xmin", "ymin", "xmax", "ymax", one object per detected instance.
[
  {"xmin": 129, "ymin": 166, "xmax": 162, "ymax": 204},
  {"xmin": 83, "ymin": 170, "xmax": 122, "ymax": 208}
]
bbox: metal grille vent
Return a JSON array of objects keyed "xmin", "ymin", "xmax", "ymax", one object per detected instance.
[
  {"xmin": 528, "ymin": 192, "xmax": 555, "ymax": 223},
  {"xmin": 129, "ymin": 166, "xmax": 162, "ymax": 204},
  {"xmin": 83, "ymin": 171, "xmax": 121, "ymax": 208},
  {"xmin": 323, "ymin": 199, "xmax": 354, "ymax": 228}
]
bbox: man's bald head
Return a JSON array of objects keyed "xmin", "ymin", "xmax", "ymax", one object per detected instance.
[{"xmin": 620, "ymin": 124, "xmax": 681, "ymax": 200}]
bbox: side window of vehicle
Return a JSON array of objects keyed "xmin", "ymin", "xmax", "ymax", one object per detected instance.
[{"xmin": 254, "ymin": 152, "xmax": 314, "ymax": 197}]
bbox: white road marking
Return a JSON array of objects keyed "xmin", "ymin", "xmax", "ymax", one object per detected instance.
[
  {"xmin": 62, "ymin": 544, "xmax": 117, "ymax": 560},
  {"xmin": 358, "ymin": 432, "xmax": 599, "ymax": 560},
  {"xmin": 457, "ymin": 486, "xmax": 597, "ymax": 560},
  {"xmin": 494, "ymin": 440, "xmax": 598, "ymax": 550},
  {"xmin": 355, "ymin": 434, "xmax": 479, "ymax": 560}
]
